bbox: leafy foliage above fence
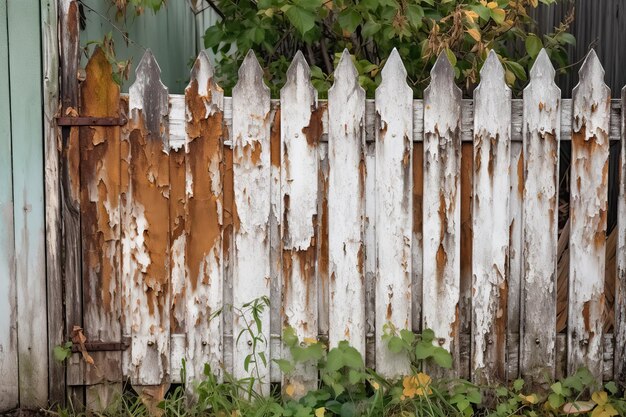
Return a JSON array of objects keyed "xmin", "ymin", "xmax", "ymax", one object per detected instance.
[{"xmin": 203, "ymin": 0, "xmax": 575, "ymax": 98}]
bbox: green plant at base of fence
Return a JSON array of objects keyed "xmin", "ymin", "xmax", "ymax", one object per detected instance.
[{"xmin": 45, "ymin": 298, "xmax": 626, "ymax": 417}]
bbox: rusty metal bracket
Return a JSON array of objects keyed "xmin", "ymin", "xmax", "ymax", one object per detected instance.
[
  {"xmin": 56, "ymin": 115, "xmax": 128, "ymax": 126},
  {"xmin": 71, "ymin": 339, "xmax": 130, "ymax": 353}
]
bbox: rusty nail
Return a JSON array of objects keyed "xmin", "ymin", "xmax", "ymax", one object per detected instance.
[
  {"xmin": 202, "ymin": 341, "xmax": 208, "ymax": 346},
  {"xmin": 147, "ymin": 341, "xmax": 154, "ymax": 346},
  {"xmin": 535, "ymin": 338, "xmax": 540, "ymax": 345},
  {"xmin": 248, "ymin": 340, "xmax": 253, "ymax": 347},
  {"xmin": 487, "ymin": 339, "xmax": 493, "ymax": 345},
  {"xmin": 581, "ymin": 339, "xmax": 589, "ymax": 346},
  {"xmin": 438, "ymin": 338, "xmax": 445, "ymax": 346}
]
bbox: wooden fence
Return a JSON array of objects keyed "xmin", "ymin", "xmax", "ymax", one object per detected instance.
[{"xmin": 4, "ymin": 43, "xmax": 626, "ymax": 409}]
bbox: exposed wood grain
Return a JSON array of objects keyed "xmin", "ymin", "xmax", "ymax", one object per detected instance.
[
  {"xmin": 41, "ymin": 0, "xmax": 65, "ymax": 405},
  {"xmin": 59, "ymin": 0, "xmax": 84, "ymax": 403},
  {"xmin": 520, "ymin": 50, "xmax": 560, "ymax": 384},
  {"xmin": 327, "ymin": 50, "xmax": 366, "ymax": 354},
  {"xmin": 471, "ymin": 51, "xmax": 511, "ymax": 384},
  {"xmin": 0, "ymin": 1, "xmax": 17, "ymax": 409},
  {"xmin": 185, "ymin": 51, "xmax": 224, "ymax": 384},
  {"xmin": 79, "ymin": 48, "xmax": 122, "ymax": 408},
  {"xmin": 269, "ymin": 101, "xmax": 282, "ymax": 383},
  {"xmin": 508, "ymin": 142, "xmax": 523, "ymax": 381},
  {"xmin": 459, "ymin": 142, "xmax": 473, "ymax": 380},
  {"xmin": 568, "ymin": 50, "xmax": 610, "ymax": 380},
  {"xmin": 616, "ymin": 84, "xmax": 626, "ymax": 384},
  {"xmin": 280, "ymin": 52, "xmax": 319, "ymax": 395},
  {"xmin": 318, "ymin": 143, "xmax": 330, "ymax": 344},
  {"xmin": 168, "ymin": 94, "xmax": 186, "ymax": 385},
  {"xmin": 232, "ymin": 51, "xmax": 271, "ymax": 393},
  {"xmin": 375, "ymin": 49, "xmax": 413, "ymax": 379},
  {"xmin": 422, "ymin": 53, "xmax": 462, "ymax": 376},
  {"xmin": 127, "ymin": 50, "xmax": 171, "ymax": 388},
  {"xmin": 8, "ymin": 0, "xmax": 49, "ymax": 406},
  {"xmin": 364, "ymin": 142, "xmax": 377, "ymax": 370}
]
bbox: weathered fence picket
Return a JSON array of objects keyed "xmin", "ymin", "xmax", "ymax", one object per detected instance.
[
  {"xmin": 327, "ymin": 50, "xmax": 366, "ymax": 355},
  {"xmin": 471, "ymin": 50, "xmax": 511, "ymax": 384},
  {"xmin": 127, "ymin": 50, "xmax": 171, "ymax": 390},
  {"xmin": 9, "ymin": 46, "xmax": 626, "ymax": 410},
  {"xmin": 568, "ymin": 50, "xmax": 610, "ymax": 380},
  {"xmin": 280, "ymin": 51, "xmax": 320, "ymax": 394},
  {"xmin": 520, "ymin": 49, "xmax": 560, "ymax": 383},
  {"xmin": 421, "ymin": 53, "xmax": 462, "ymax": 376},
  {"xmin": 79, "ymin": 47, "xmax": 123, "ymax": 407},
  {"xmin": 375, "ymin": 48, "xmax": 413, "ymax": 379},
  {"xmin": 185, "ymin": 50, "xmax": 224, "ymax": 386},
  {"xmin": 232, "ymin": 50, "xmax": 271, "ymax": 393}
]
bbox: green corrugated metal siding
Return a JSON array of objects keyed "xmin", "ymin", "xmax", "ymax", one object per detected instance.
[{"xmin": 80, "ymin": 0, "xmax": 197, "ymax": 93}]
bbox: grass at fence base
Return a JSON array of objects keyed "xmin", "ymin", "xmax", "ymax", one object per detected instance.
[{"xmin": 46, "ymin": 327, "xmax": 626, "ymax": 417}]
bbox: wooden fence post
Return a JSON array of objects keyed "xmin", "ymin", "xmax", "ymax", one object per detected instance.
[
  {"xmin": 79, "ymin": 47, "xmax": 123, "ymax": 409},
  {"xmin": 422, "ymin": 52, "xmax": 462, "ymax": 377},
  {"xmin": 568, "ymin": 50, "xmax": 610, "ymax": 380},
  {"xmin": 126, "ymin": 50, "xmax": 171, "ymax": 404},
  {"xmin": 232, "ymin": 50, "xmax": 271, "ymax": 393},
  {"xmin": 280, "ymin": 51, "xmax": 320, "ymax": 395},
  {"xmin": 375, "ymin": 48, "xmax": 413, "ymax": 378},
  {"xmin": 616, "ymin": 81, "xmax": 626, "ymax": 385},
  {"xmin": 327, "ymin": 50, "xmax": 367, "ymax": 354},
  {"xmin": 471, "ymin": 50, "xmax": 511, "ymax": 384},
  {"xmin": 520, "ymin": 49, "xmax": 560, "ymax": 384}
]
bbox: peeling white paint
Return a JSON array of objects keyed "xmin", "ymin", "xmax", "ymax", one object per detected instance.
[
  {"xmin": 232, "ymin": 50, "xmax": 272, "ymax": 394},
  {"xmin": 471, "ymin": 50, "xmax": 511, "ymax": 383},
  {"xmin": 327, "ymin": 50, "xmax": 366, "ymax": 355},
  {"xmin": 375, "ymin": 48, "xmax": 413, "ymax": 379},
  {"xmin": 422, "ymin": 53, "xmax": 461, "ymax": 373},
  {"xmin": 521, "ymin": 49, "xmax": 560, "ymax": 381},
  {"xmin": 568, "ymin": 50, "xmax": 610, "ymax": 380}
]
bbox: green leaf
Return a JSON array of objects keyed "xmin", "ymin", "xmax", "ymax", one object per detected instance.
[
  {"xmin": 432, "ymin": 347, "xmax": 452, "ymax": 368},
  {"xmin": 274, "ymin": 358, "xmax": 295, "ymax": 373},
  {"xmin": 506, "ymin": 61, "xmax": 527, "ymax": 81},
  {"xmin": 400, "ymin": 329, "xmax": 415, "ymax": 345},
  {"xmin": 325, "ymin": 349, "xmax": 345, "ymax": 372},
  {"xmin": 421, "ymin": 328, "xmax": 435, "ymax": 343},
  {"xmin": 406, "ymin": 4, "xmax": 424, "ymax": 28},
  {"xmin": 551, "ymin": 381, "xmax": 563, "ymax": 395},
  {"xmin": 53, "ymin": 345, "xmax": 71, "ymax": 362},
  {"xmin": 204, "ymin": 26, "xmax": 223, "ymax": 49},
  {"xmin": 525, "ymin": 34, "xmax": 543, "ymax": 58},
  {"xmin": 387, "ymin": 336, "xmax": 404, "ymax": 353},
  {"xmin": 548, "ymin": 393, "xmax": 564, "ymax": 409},
  {"xmin": 555, "ymin": 32, "xmax": 575, "ymax": 45},
  {"xmin": 415, "ymin": 341, "xmax": 435, "ymax": 360},
  {"xmin": 283, "ymin": 327, "xmax": 299, "ymax": 348},
  {"xmin": 470, "ymin": 4, "xmax": 490, "ymax": 20},
  {"xmin": 348, "ymin": 369, "xmax": 361, "ymax": 385},
  {"xmin": 513, "ymin": 378, "xmax": 525, "ymax": 392},
  {"xmin": 445, "ymin": 47, "xmax": 457, "ymax": 67},
  {"xmin": 340, "ymin": 402, "xmax": 356, "ymax": 417},
  {"xmin": 362, "ymin": 20, "xmax": 381, "ymax": 37},
  {"xmin": 337, "ymin": 9, "xmax": 362, "ymax": 34},
  {"xmin": 605, "ymin": 381, "xmax": 618, "ymax": 395},
  {"xmin": 285, "ymin": 6, "xmax": 317, "ymax": 35}
]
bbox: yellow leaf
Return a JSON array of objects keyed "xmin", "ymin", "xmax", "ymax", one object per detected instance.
[
  {"xmin": 285, "ymin": 384, "xmax": 295, "ymax": 397},
  {"xmin": 487, "ymin": 1, "xmax": 498, "ymax": 9},
  {"xmin": 303, "ymin": 337, "xmax": 318, "ymax": 345},
  {"xmin": 530, "ymin": 0, "xmax": 538, "ymax": 7},
  {"xmin": 369, "ymin": 379, "xmax": 380, "ymax": 390},
  {"xmin": 467, "ymin": 28, "xmax": 481, "ymax": 41},
  {"xmin": 519, "ymin": 393, "xmax": 539, "ymax": 405},
  {"xmin": 491, "ymin": 8, "xmax": 506, "ymax": 23},
  {"xmin": 480, "ymin": 0, "xmax": 488, "ymax": 5},
  {"xmin": 592, "ymin": 391, "xmax": 608, "ymax": 406},
  {"xmin": 315, "ymin": 407, "xmax": 325, "ymax": 417}
]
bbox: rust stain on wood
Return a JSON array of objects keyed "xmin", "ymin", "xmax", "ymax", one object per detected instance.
[
  {"xmin": 185, "ymin": 79, "xmax": 224, "ymax": 290},
  {"xmin": 302, "ymin": 105, "xmax": 325, "ymax": 146},
  {"xmin": 270, "ymin": 108, "xmax": 281, "ymax": 167}
]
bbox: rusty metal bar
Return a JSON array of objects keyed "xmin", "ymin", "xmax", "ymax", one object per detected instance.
[
  {"xmin": 56, "ymin": 116, "xmax": 127, "ymax": 126},
  {"xmin": 71, "ymin": 340, "xmax": 129, "ymax": 353}
]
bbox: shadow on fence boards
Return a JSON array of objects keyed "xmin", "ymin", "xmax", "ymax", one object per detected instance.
[{"xmin": 3, "ymin": 42, "xmax": 626, "ymax": 410}]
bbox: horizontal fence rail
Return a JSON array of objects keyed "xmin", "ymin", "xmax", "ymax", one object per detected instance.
[{"xmin": 11, "ymin": 45, "xmax": 625, "ymax": 407}]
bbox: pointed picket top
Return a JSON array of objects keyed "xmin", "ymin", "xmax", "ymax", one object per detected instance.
[
  {"xmin": 377, "ymin": 48, "xmax": 409, "ymax": 92},
  {"xmin": 529, "ymin": 48, "xmax": 557, "ymax": 82},
  {"xmin": 476, "ymin": 50, "xmax": 508, "ymax": 93},
  {"xmin": 282, "ymin": 50, "xmax": 315, "ymax": 96},
  {"xmin": 188, "ymin": 50, "xmax": 223, "ymax": 111},
  {"xmin": 424, "ymin": 52, "xmax": 461, "ymax": 134},
  {"xmin": 234, "ymin": 50, "xmax": 270, "ymax": 96},
  {"xmin": 329, "ymin": 49, "xmax": 361, "ymax": 93},
  {"xmin": 129, "ymin": 48, "xmax": 169, "ymax": 139},
  {"xmin": 572, "ymin": 49, "xmax": 610, "ymax": 138}
]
